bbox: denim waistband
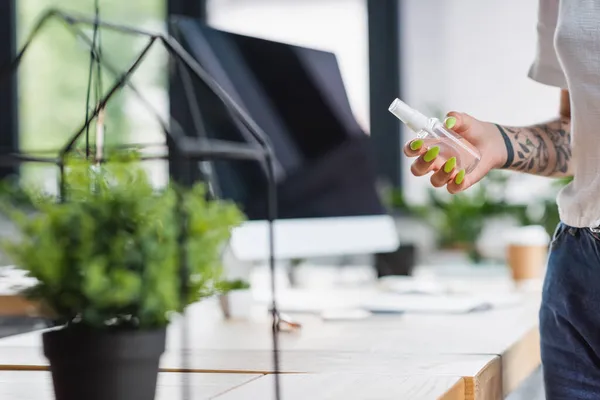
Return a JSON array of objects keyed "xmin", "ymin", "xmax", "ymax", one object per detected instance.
[{"xmin": 558, "ymin": 221, "xmax": 600, "ymax": 234}]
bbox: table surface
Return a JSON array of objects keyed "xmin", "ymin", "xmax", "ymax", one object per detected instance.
[
  {"xmin": 0, "ymin": 371, "xmax": 262, "ymax": 400},
  {"xmin": 0, "ymin": 267, "xmax": 541, "ymax": 399},
  {"xmin": 0, "ymin": 370, "xmax": 480, "ymax": 400},
  {"xmin": 0, "ymin": 348, "xmax": 500, "ymax": 397},
  {"xmin": 215, "ymin": 373, "xmax": 466, "ymax": 400},
  {"xmin": 0, "ymin": 370, "xmax": 471, "ymax": 400}
]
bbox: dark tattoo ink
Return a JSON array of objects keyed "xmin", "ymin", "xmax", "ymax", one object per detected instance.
[
  {"xmin": 499, "ymin": 118, "xmax": 571, "ymax": 176},
  {"xmin": 495, "ymin": 124, "xmax": 514, "ymax": 169}
]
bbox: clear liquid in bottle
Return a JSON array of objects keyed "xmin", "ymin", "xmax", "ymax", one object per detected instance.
[
  {"xmin": 388, "ymin": 98, "xmax": 481, "ymax": 174},
  {"xmin": 418, "ymin": 120, "xmax": 481, "ymax": 174}
]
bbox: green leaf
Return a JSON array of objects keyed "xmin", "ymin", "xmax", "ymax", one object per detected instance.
[{"xmin": 0, "ymin": 155, "xmax": 245, "ymax": 329}]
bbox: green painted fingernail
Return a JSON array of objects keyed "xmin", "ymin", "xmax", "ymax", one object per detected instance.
[
  {"xmin": 410, "ymin": 139, "xmax": 423, "ymax": 151},
  {"xmin": 423, "ymin": 146, "xmax": 440, "ymax": 163},
  {"xmin": 444, "ymin": 157, "xmax": 456, "ymax": 173},
  {"xmin": 455, "ymin": 169, "xmax": 466, "ymax": 185},
  {"xmin": 445, "ymin": 117, "xmax": 457, "ymax": 129}
]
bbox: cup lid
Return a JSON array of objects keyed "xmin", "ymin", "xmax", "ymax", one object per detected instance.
[{"xmin": 504, "ymin": 225, "xmax": 550, "ymax": 246}]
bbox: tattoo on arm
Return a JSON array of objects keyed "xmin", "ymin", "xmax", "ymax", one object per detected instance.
[
  {"xmin": 495, "ymin": 124, "xmax": 514, "ymax": 169},
  {"xmin": 496, "ymin": 118, "xmax": 571, "ymax": 176}
]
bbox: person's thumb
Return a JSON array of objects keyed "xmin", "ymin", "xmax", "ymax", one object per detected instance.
[{"xmin": 444, "ymin": 111, "xmax": 475, "ymax": 136}]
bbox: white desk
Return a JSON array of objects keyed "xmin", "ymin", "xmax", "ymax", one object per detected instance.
[
  {"xmin": 215, "ymin": 373, "xmax": 466, "ymax": 400},
  {"xmin": 0, "ymin": 371, "xmax": 262, "ymax": 400},
  {"xmin": 0, "ymin": 266, "xmax": 541, "ymax": 399}
]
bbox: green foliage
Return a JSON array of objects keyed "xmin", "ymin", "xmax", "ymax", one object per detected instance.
[
  {"xmin": 217, "ymin": 279, "xmax": 251, "ymax": 293},
  {"xmin": 387, "ymin": 172, "xmax": 519, "ymax": 262},
  {"xmin": 386, "ymin": 173, "xmax": 573, "ymax": 262},
  {"xmin": 1, "ymin": 155, "xmax": 244, "ymax": 330},
  {"xmin": 0, "ymin": 177, "xmax": 38, "ymax": 208},
  {"xmin": 413, "ymin": 173, "xmax": 512, "ymax": 262},
  {"xmin": 384, "ymin": 186, "xmax": 413, "ymax": 215}
]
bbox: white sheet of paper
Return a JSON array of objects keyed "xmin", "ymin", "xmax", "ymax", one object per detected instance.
[{"xmin": 362, "ymin": 292, "xmax": 523, "ymax": 315}]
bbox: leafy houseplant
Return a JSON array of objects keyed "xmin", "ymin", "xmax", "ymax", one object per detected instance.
[
  {"xmin": 385, "ymin": 171, "xmax": 572, "ymax": 263},
  {"xmin": 1, "ymin": 156, "xmax": 244, "ymax": 400},
  {"xmin": 218, "ymin": 279, "xmax": 253, "ymax": 320},
  {"xmin": 407, "ymin": 171, "xmax": 515, "ymax": 263},
  {"xmin": 219, "ymin": 279, "xmax": 251, "ymax": 292}
]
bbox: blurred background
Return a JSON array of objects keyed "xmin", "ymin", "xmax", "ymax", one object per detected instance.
[
  {"xmin": 12, "ymin": 0, "xmax": 565, "ymax": 267},
  {"xmin": 1, "ymin": 1, "xmax": 558, "ymax": 397}
]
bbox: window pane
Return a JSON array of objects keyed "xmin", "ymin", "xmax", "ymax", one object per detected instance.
[{"xmin": 17, "ymin": 1, "xmax": 167, "ymax": 191}]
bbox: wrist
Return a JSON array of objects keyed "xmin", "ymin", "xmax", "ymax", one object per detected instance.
[{"xmin": 487, "ymin": 122, "xmax": 511, "ymax": 169}]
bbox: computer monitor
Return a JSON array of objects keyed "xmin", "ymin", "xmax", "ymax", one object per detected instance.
[{"xmin": 169, "ymin": 18, "xmax": 398, "ymax": 261}]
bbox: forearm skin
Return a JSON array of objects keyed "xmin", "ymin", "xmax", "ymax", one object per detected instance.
[{"xmin": 495, "ymin": 117, "xmax": 572, "ymax": 177}]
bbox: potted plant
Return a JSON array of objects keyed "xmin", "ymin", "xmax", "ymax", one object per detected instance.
[
  {"xmin": 0, "ymin": 155, "xmax": 244, "ymax": 400},
  {"xmin": 218, "ymin": 278, "xmax": 253, "ymax": 320}
]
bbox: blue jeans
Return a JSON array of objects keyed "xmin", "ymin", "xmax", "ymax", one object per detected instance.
[{"xmin": 541, "ymin": 223, "xmax": 600, "ymax": 399}]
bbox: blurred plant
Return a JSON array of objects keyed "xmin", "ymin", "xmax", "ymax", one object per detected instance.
[
  {"xmin": 381, "ymin": 183, "xmax": 423, "ymax": 216},
  {"xmin": 0, "ymin": 176, "xmax": 39, "ymax": 208},
  {"xmin": 0, "ymin": 154, "xmax": 244, "ymax": 330},
  {"xmin": 385, "ymin": 186, "xmax": 412, "ymax": 214},
  {"xmin": 417, "ymin": 171, "xmax": 515, "ymax": 262},
  {"xmin": 386, "ymin": 171, "xmax": 515, "ymax": 262},
  {"xmin": 386, "ymin": 173, "xmax": 573, "ymax": 262},
  {"xmin": 218, "ymin": 279, "xmax": 251, "ymax": 293}
]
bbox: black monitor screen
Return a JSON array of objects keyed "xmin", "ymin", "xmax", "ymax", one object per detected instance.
[{"xmin": 170, "ymin": 18, "xmax": 386, "ymax": 220}]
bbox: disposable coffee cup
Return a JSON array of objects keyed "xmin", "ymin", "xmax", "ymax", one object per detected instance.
[{"xmin": 504, "ymin": 225, "xmax": 550, "ymax": 283}]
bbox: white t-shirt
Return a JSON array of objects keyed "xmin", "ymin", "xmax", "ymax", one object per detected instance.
[{"xmin": 529, "ymin": 0, "xmax": 600, "ymax": 228}]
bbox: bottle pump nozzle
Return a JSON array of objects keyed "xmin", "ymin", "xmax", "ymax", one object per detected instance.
[{"xmin": 388, "ymin": 98, "xmax": 430, "ymax": 133}]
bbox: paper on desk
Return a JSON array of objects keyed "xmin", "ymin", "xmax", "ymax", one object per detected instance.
[
  {"xmin": 377, "ymin": 276, "xmax": 446, "ymax": 295},
  {"xmin": 362, "ymin": 292, "xmax": 523, "ymax": 315},
  {"xmin": 257, "ymin": 288, "xmax": 368, "ymax": 313}
]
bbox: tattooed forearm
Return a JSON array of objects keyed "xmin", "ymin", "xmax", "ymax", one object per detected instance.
[{"xmin": 495, "ymin": 117, "xmax": 571, "ymax": 177}]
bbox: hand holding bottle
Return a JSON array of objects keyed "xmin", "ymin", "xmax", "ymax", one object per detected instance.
[{"xmin": 402, "ymin": 111, "xmax": 506, "ymax": 194}]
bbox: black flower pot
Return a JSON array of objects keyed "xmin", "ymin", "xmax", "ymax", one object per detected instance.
[{"xmin": 43, "ymin": 327, "xmax": 166, "ymax": 400}]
